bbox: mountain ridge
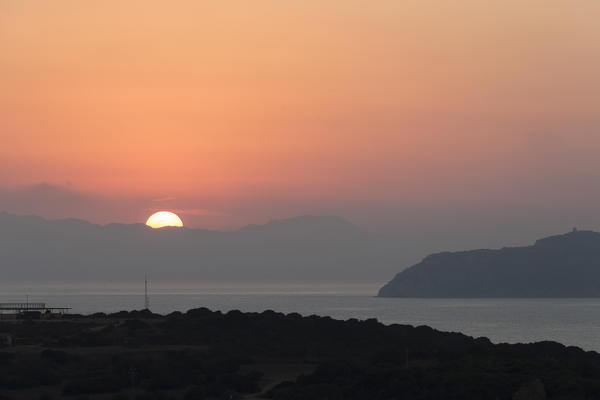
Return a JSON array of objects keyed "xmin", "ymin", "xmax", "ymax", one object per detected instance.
[
  {"xmin": 0, "ymin": 212, "xmax": 400, "ymax": 283},
  {"xmin": 0, "ymin": 211, "xmax": 358, "ymax": 233}
]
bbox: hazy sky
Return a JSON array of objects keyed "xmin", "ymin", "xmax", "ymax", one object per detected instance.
[{"xmin": 1, "ymin": 1, "xmax": 600, "ymax": 247}]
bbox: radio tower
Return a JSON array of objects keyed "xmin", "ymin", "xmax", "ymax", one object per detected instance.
[{"xmin": 144, "ymin": 273, "xmax": 150, "ymax": 310}]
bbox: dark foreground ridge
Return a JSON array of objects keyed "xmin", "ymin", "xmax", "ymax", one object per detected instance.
[
  {"xmin": 1, "ymin": 308, "xmax": 599, "ymax": 399},
  {"xmin": 379, "ymin": 229, "xmax": 600, "ymax": 297}
]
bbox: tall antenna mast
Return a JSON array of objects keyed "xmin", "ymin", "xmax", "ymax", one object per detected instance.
[{"xmin": 144, "ymin": 273, "xmax": 150, "ymax": 310}]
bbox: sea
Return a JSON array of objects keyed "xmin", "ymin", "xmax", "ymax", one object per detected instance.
[{"xmin": 2, "ymin": 282, "xmax": 600, "ymax": 352}]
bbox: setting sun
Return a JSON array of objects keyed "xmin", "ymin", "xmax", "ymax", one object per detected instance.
[{"xmin": 146, "ymin": 211, "xmax": 184, "ymax": 229}]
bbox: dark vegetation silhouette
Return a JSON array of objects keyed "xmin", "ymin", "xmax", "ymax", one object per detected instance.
[
  {"xmin": 1, "ymin": 308, "xmax": 600, "ymax": 399},
  {"xmin": 0, "ymin": 212, "xmax": 400, "ymax": 283},
  {"xmin": 380, "ymin": 229, "xmax": 600, "ymax": 297}
]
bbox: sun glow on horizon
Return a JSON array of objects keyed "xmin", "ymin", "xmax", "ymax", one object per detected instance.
[{"xmin": 146, "ymin": 211, "xmax": 184, "ymax": 229}]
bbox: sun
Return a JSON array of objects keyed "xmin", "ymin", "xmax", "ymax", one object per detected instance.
[{"xmin": 146, "ymin": 211, "xmax": 184, "ymax": 229}]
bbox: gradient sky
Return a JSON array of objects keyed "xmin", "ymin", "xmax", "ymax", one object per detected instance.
[{"xmin": 1, "ymin": 1, "xmax": 600, "ymax": 250}]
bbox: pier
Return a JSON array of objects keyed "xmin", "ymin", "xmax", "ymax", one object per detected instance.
[{"xmin": 0, "ymin": 302, "xmax": 71, "ymax": 319}]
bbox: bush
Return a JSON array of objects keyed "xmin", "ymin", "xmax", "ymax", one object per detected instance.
[
  {"xmin": 41, "ymin": 349, "xmax": 69, "ymax": 364},
  {"xmin": 62, "ymin": 376, "xmax": 128, "ymax": 395}
]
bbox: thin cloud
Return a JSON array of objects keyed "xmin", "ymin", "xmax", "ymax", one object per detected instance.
[
  {"xmin": 152, "ymin": 196, "xmax": 177, "ymax": 202},
  {"xmin": 172, "ymin": 208, "xmax": 230, "ymax": 217}
]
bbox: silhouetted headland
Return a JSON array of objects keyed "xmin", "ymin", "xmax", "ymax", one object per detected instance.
[
  {"xmin": 1, "ymin": 307, "xmax": 599, "ymax": 399},
  {"xmin": 379, "ymin": 229, "xmax": 600, "ymax": 297}
]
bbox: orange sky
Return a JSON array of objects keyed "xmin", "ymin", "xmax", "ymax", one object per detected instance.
[{"xmin": 1, "ymin": 1, "xmax": 600, "ymax": 237}]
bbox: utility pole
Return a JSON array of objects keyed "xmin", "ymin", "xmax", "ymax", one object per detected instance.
[{"xmin": 144, "ymin": 274, "xmax": 150, "ymax": 310}]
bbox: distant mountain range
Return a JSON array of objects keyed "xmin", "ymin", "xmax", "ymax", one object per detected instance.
[
  {"xmin": 379, "ymin": 229, "xmax": 600, "ymax": 297},
  {"xmin": 0, "ymin": 212, "xmax": 401, "ymax": 283}
]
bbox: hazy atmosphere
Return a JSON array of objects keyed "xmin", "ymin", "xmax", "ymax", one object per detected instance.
[
  {"xmin": 2, "ymin": 1, "xmax": 600, "ymax": 253},
  {"xmin": 3, "ymin": 2, "xmax": 600, "ymax": 399}
]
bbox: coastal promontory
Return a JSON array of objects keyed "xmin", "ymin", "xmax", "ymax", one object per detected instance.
[{"xmin": 379, "ymin": 229, "xmax": 600, "ymax": 297}]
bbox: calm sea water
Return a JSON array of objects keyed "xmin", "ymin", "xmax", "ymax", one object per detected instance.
[{"xmin": 2, "ymin": 282, "xmax": 600, "ymax": 352}]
